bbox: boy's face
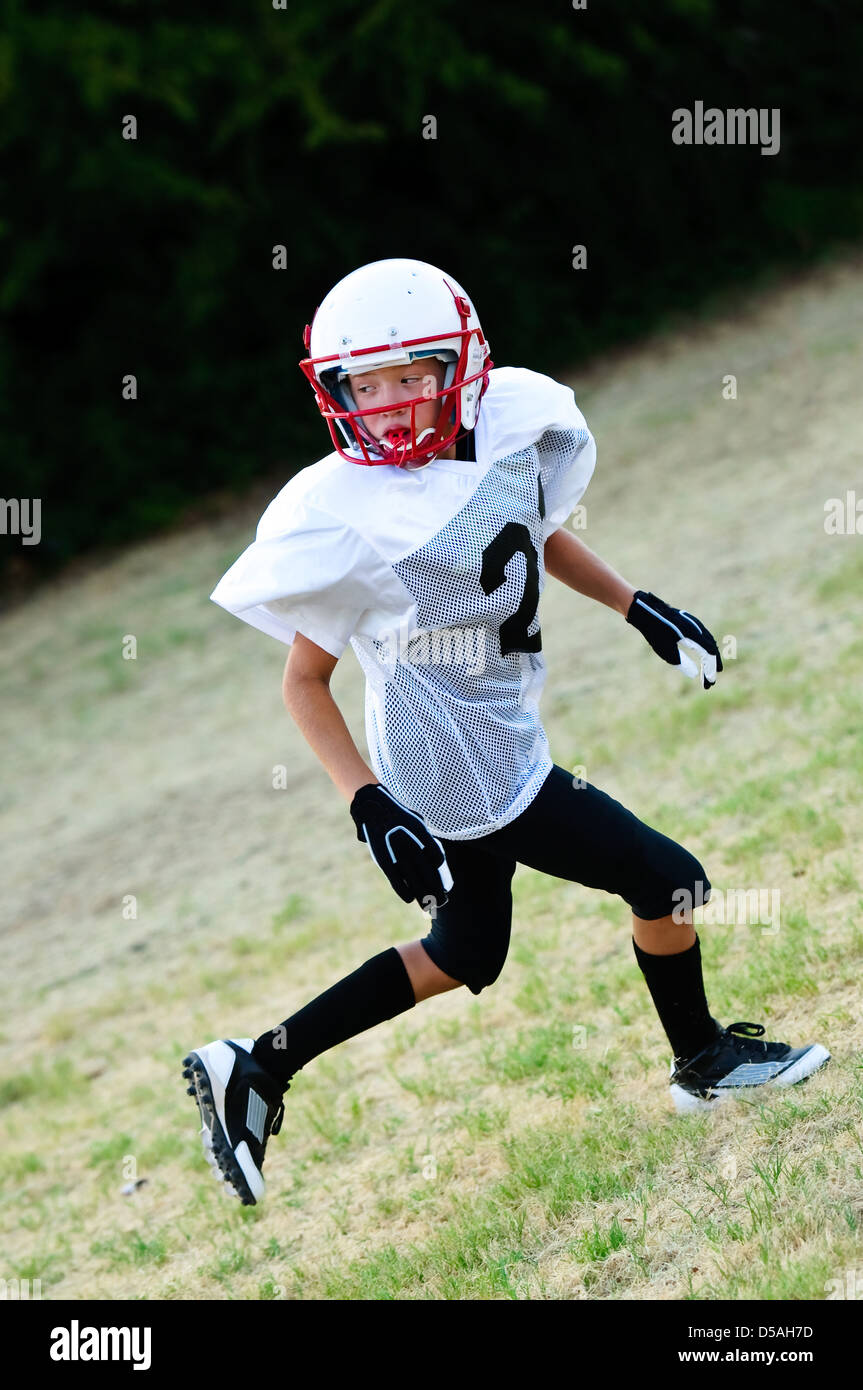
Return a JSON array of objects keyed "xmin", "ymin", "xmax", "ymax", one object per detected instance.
[{"xmin": 346, "ymin": 359, "xmax": 450, "ymax": 450}]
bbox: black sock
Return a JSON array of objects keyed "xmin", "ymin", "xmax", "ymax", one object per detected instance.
[
  {"xmin": 632, "ymin": 934, "xmax": 719, "ymax": 1062},
  {"xmin": 251, "ymin": 946, "xmax": 416, "ymax": 1089}
]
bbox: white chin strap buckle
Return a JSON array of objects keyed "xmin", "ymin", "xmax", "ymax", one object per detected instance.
[{"xmin": 403, "ymin": 429, "xmax": 438, "ymax": 469}]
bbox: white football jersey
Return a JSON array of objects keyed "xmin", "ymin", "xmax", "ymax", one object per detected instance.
[{"xmin": 211, "ymin": 367, "xmax": 596, "ymax": 839}]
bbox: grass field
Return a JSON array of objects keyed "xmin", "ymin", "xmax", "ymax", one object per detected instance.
[{"xmin": 2, "ymin": 253, "xmax": 862, "ymax": 1301}]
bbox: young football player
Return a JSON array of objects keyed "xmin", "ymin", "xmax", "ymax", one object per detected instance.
[{"xmin": 183, "ymin": 258, "xmax": 830, "ymax": 1205}]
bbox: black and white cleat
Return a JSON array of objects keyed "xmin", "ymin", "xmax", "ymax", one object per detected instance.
[
  {"xmin": 669, "ymin": 1020, "xmax": 830, "ymax": 1113},
  {"xmin": 182, "ymin": 1039, "xmax": 287, "ymax": 1205}
]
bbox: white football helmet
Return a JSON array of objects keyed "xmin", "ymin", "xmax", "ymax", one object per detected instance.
[{"xmin": 300, "ymin": 258, "xmax": 492, "ymax": 469}]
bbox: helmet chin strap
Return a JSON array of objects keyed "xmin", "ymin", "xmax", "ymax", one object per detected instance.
[
  {"xmin": 401, "ymin": 427, "xmax": 439, "ymax": 470},
  {"xmin": 375, "ymin": 418, "xmax": 443, "ymax": 466}
]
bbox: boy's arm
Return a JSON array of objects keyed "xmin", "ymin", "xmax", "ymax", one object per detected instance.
[
  {"xmin": 282, "ymin": 631, "xmax": 454, "ymax": 908},
  {"xmin": 282, "ymin": 632, "xmax": 378, "ymax": 802},
  {"xmin": 545, "ymin": 528, "xmax": 723, "ymax": 689},
  {"xmin": 544, "ymin": 527, "xmax": 635, "ymax": 617}
]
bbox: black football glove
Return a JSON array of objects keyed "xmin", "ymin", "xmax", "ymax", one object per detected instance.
[
  {"xmin": 626, "ymin": 590, "xmax": 723, "ymax": 690},
  {"xmin": 350, "ymin": 783, "xmax": 453, "ymax": 913}
]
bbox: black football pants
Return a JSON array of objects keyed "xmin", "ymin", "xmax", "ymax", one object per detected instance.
[{"xmin": 420, "ymin": 762, "xmax": 711, "ymax": 995}]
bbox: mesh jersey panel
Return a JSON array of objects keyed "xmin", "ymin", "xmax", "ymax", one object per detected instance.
[
  {"xmin": 350, "ymin": 425, "xmax": 592, "ymax": 840},
  {"xmin": 537, "ymin": 426, "xmax": 593, "ymax": 538}
]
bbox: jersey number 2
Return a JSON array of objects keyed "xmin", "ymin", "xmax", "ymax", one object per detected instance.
[
  {"xmin": 480, "ymin": 522, "xmax": 542, "ymax": 656},
  {"xmin": 480, "ymin": 474, "xmax": 546, "ymax": 657}
]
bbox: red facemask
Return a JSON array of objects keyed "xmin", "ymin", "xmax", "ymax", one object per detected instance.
[{"xmin": 300, "ymin": 288, "xmax": 492, "ymax": 468}]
